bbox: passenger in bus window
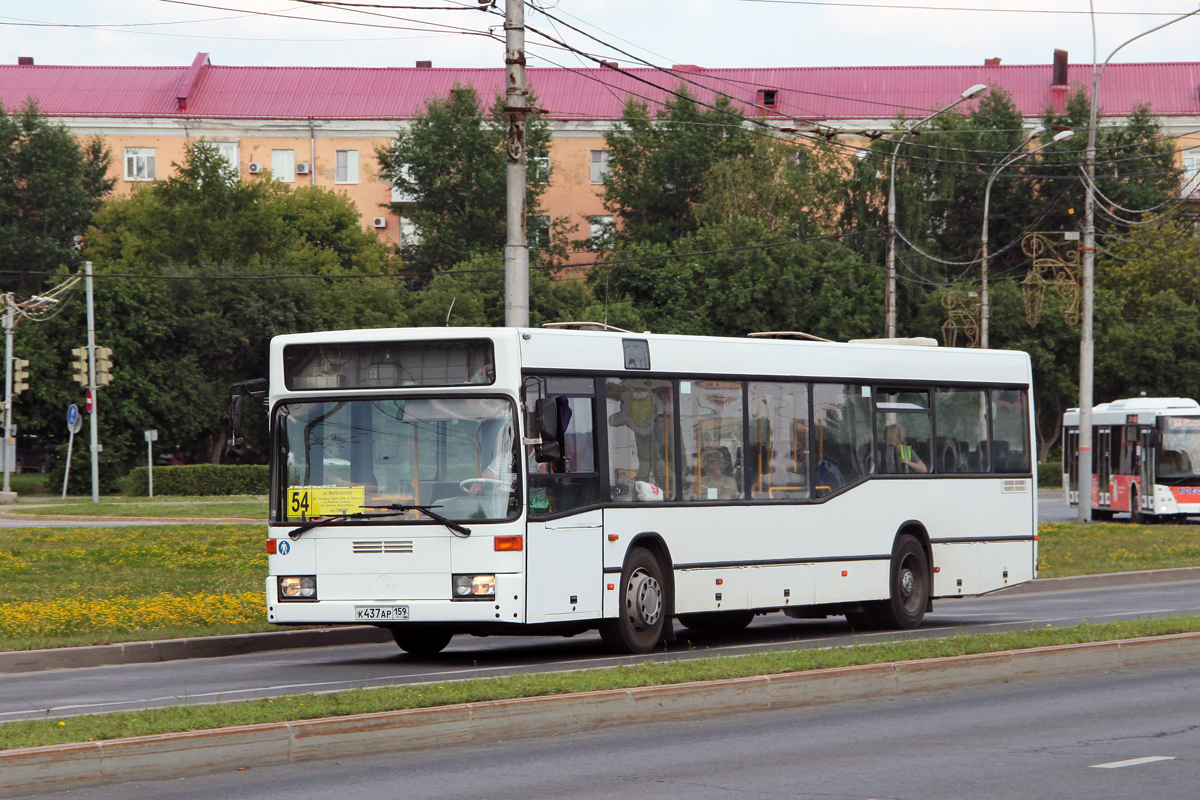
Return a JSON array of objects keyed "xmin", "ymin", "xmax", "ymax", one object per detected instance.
[
  {"xmin": 883, "ymin": 423, "xmax": 927, "ymax": 474},
  {"xmin": 699, "ymin": 447, "xmax": 739, "ymax": 500}
]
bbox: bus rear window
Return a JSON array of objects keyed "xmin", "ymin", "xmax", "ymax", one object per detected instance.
[{"xmin": 283, "ymin": 340, "xmax": 494, "ymax": 390}]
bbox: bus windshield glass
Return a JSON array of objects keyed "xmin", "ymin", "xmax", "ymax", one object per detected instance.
[
  {"xmin": 274, "ymin": 397, "xmax": 519, "ymax": 524},
  {"xmin": 1158, "ymin": 416, "xmax": 1200, "ymax": 484}
]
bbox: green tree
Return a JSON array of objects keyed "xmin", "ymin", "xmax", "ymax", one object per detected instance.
[
  {"xmin": 19, "ymin": 141, "xmax": 407, "ymax": 486},
  {"xmin": 602, "ymin": 88, "xmax": 753, "ymax": 246},
  {"xmin": 375, "ymin": 84, "xmax": 552, "ymax": 275},
  {"xmin": 0, "ymin": 101, "xmax": 113, "ymax": 296}
]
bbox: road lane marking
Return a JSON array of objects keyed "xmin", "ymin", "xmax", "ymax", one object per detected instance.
[{"xmin": 1090, "ymin": 756, "xmax": 1175, "ymax": 769}]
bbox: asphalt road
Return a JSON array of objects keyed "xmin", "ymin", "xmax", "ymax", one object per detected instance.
[
  {"xmin": 8, "ymin": 578, "xmax": 1200, "ymax": 722},
  {"xmin": 31, "ymin": 658, "xmax": 1200, "ymax": 800}
]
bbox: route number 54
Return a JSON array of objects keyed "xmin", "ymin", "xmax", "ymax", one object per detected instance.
[{"xmin": 288, "ymin": 489, "xmax": 313, "ymax": 518}]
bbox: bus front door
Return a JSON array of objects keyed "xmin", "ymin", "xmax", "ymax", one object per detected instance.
[{"xmin": 1141, "ymin": 427, "xmax": 1156, "ymax": 516}]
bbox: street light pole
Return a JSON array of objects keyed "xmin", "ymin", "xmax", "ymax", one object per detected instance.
[
  {"xmin": 1077, "ymin": 6, "xmax": 1200, "ymax": 523},
  {"xmin": 885, "ymin": 83, "xmax": 988, "ymax": 338},
  {"xmin": 980, "ymin": 128, "xmax": 1073, "ymax": 348}
]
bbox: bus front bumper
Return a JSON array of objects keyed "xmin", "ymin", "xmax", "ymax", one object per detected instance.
[{"xmin": 266, "ymin": 575, "xmax": 525, "ymax": 625}]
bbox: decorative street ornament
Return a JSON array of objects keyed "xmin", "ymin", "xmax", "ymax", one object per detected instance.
[
  {"xmin": 941, "ymin": 290, "xmax": 980, "ymax": 348},
  {"xmin": 1020, "ymin": 232, "xmax": 1081, "ymax": 327}
]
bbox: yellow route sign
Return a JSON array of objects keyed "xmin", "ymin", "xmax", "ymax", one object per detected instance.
[{"xmin": 287, "ymin": 486, "xmax": 366, "ymax": 519}]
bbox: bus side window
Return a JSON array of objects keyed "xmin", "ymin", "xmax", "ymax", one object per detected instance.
[
  {"xmin": 681, "ymin": 380, "xmax": 744, "ymax": 502},
  {"xmin": 525, "ymin": 377, "xmax": 601, "ymax": 516},
  {"xmin": 748, "ymin": 382, "xmax": 810, "ymax": 500},
  {"xmin": 606, "ymin": 377, "xmax": 676, "ymax": 502},
  {"xmin": 812, "ymin": 383, "xmax": 872, "ymax": 495},
  {"xmin": 991, "ymin": 389, "xmax": 1030, "ymax": 474},
  {"xmin": 934, "ymin": 388, "xmax": 988, "ymax": 474}
]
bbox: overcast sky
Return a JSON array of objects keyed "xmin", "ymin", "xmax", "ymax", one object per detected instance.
[{"xmin": 2, "ymin": 1, "xmax": 1197, "ymax": 72}]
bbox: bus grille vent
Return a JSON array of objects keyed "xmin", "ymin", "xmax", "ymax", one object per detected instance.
[
  {"xmin": 352, "ymin": 541, "xmax": 414, "ymax": 554},
  {"xmin": 1001, "ymin": 479, "xmax": 1030, "ymax": 494}
]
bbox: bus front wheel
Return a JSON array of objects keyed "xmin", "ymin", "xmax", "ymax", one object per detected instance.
[
  {"xmin": 874, "ymin": 535, "xmax": 929, "ymax": 630},
  {"xmin": 391, "ymin": 628, "xmax": 453, "ymax": 656},
  {"xmin": 600, "ymin": 548, "xmax": 667, "ymax": 654}
]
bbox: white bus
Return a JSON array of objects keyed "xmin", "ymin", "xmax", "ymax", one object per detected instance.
[
  {"xmin": 260, "ymin": 327, "xmax": 1037, "ymax": 655},
  {"xmin": 1063, "ymin": 397, "xmax": 1200, "ymax": 522}
]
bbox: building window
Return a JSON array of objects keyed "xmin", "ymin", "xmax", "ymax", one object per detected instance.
[
  {"xmin": 336, "ymin": 150, "xmax": 359, "ymax": 184},
  {"xmin": 399, "ymin": 217, "xmax": 421, "ymax": 247},
  {"xmin": 1183, "ymin": 152, "xmax": 1200, "ymax": 197},
  {"xmin": 391, "ymin": 164, "xmax": 416, "ymax": 203},
  {"xmin": 271, "ymin": 150, "xmax": 295, "ymax": 183},
  {"xmin": 124, "ymin": 148, "xmax": 155, "ymax": 181},
  {"xmin": 530, "ymin": 154, "xmax": 551, "ymax": 185},
  {"xmin": 589, "ymin": 150, "xmax": 610, "ymax": 184},
  {"xmin": 213, "ymin": 141, "xmax": 239, "ymax": 174},
  {"xmin": 755, "ymin": 88, "xmax": 779, "ymax": 109},
  {"xmin": 529, "ymin": 215, "xmax": 550, "ymax": 249},
  {"xmin": 588, "ymin": 215, "xmax": 613, "ymax": 250}
]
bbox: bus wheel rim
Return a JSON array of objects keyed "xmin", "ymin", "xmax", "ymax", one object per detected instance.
[{"xmin": 627, "ymin": 568, "xmax": 662, "ymax": 629}]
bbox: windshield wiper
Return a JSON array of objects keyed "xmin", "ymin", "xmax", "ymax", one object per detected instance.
[
  {"xmin": 286, "ymin": 504, "xmax": 472, "ymax": 540},
  {"xmin": 364, "ymin": 503, "xmax": 472, "ymax": 537}
]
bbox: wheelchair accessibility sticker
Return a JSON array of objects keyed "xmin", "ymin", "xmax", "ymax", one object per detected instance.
[{"xmin": 278, "ymin": 540, "xmax": 291, "ymax": 556}]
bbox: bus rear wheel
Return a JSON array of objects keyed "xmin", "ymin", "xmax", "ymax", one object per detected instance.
[
  {"xmin": 874, "ymin": 535, "xmax": 929, "ymax": 630},
  {"xmin": 390, "ymin": 628, "xmax": 453, "ymax": 656},
  {"xmin": 600, "ymin": 548, "xmax": 667, "ymax": 654}
]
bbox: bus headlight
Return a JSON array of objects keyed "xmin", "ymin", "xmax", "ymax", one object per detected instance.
[
  {"xmin": 452, "ymin": 574, "xmax": 495, "ymax": 599},
  {"xmin": 279, "ymin": 575, "xmax": 318, "ymax": 600}
]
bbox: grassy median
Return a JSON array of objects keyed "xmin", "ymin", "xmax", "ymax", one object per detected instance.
[
  {"xmin": 0, "ymin": 519, "xmax": 1198, "ymax": 651},
  {"xmin": 0, "ymin": 524, "xmax": 269, "ymax": 651},
  {"xmin": 2, "ymin": 616, "xmax": 1199, "ymax": 751},
  {"xmin": 3, "ymin": 495, "xmax": 266, "ymax": 519}
]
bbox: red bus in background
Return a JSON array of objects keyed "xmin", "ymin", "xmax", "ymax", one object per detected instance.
[{"xmin": 1064, "ymin": 397, "xmax": 1200, "ymax": 522}]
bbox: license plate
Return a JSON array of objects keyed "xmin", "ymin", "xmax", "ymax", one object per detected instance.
[{"xmin": 354, "ymin": 605, "xmax": 409, "ymax": 621}]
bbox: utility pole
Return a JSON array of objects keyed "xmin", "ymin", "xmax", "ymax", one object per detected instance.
[
  {"xmin": 1076, "ymin": 6, "xmax": 1199, "ymax": 523},
  {"xmin": 2, "ymin": 295, "xmax": 13, "ymax": 496},
  {"xmin": 503, "ymin": 0, "xmax": 529, "ymax": 328},
  {"xmin": 85, "ymin": 261, "xmax": 100, "ymax": 504}
]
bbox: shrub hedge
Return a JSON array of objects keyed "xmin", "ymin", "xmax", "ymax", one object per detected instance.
[
  {"xmin": 1037, "ymin": 460, "xmax": 1063, "ymax": 489},
  {"xmin": 125, "ymin": 465, "xmax": 269, "ymax": 497}
]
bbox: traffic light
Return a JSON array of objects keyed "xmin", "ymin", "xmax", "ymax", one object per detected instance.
[
  {"xmin": 95, "ymin": 347, "xmax": 113, "ymax": 387},
  {"xmin": 11, "ymin": 358, "xmax": 28, "ymax": 396},
  {"xmin": 71, "ymin": 348, "xmax": 88, "ymax": 386}
]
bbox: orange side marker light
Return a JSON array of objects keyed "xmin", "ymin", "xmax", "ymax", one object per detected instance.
[
  {"xmin": 266, "ymin": 539, "xmax": 278, "ymax": 555},
  {"xmin": 608, "ymin": 534, "xmax": 619, "ymax": 542},
  {"xmin": 494, "ymin": 536, "xmax": 523, "ymax": 551}
]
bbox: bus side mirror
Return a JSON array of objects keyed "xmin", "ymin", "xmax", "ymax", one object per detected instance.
[
  {"xmin": 226, "ymin": 394, "xmax": 245, "ymax": 458},
  {"xmin": 533, "ymin": 397, "xmax": 564, "ymax": 463}
]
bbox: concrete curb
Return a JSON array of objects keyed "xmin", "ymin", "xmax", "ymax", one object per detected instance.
[
  {"xmin": 3, "ymin": 631, "xmax": 1199, "ymax": 797},
  {"xmin": 4, "ymin": 566, "xmax": 1198, "ymax": 675},
  {"xmin": 993, "ymin": 566, "xmax": 1200, "ymax": 595},
  {"xmin": 0, "ymin": 627, "xmax": 393, "ymax": 675}
]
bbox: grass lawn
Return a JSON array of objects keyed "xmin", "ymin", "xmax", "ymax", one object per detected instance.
[
  {"xmin": 1036, "ymin": 521, "xmax": 1200, "ymax": 577},
  {"xmin": 0, "ymin": 524, "xmax": 270, "ymax": 651},
  {"xmin": 4, "ymin": 496, "xmax": 267, "ymax": 519},
  {"xmin": 2, "ymin": 616, "xmax": 1198, "ymax": 751}
]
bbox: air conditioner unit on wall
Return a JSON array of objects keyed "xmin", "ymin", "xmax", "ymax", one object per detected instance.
[
  {"xmin": 373, "ymin": 217, "xmax": 388, "ymax": 229},
  {"xmin": 295, "ymin": 162, "xmax": 311, "ymax": 174},
  {"xmin": 247, "ymin": 162, "xmax": 262, "ymax": 174}
]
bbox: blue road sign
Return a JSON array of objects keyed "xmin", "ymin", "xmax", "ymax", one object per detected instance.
[{"xmin": 66, "ymin": 404, "xmax": 82, "ymax": 434}]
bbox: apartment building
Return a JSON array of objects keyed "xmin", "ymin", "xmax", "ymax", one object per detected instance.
[{"xmin": 0, "ymin": 51, "xmax": 1196, "ymax": 254}]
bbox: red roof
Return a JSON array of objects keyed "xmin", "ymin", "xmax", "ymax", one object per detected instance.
[{"xmin": 1, "ymin": 56, "xmax": 1197, "ymax": 123}]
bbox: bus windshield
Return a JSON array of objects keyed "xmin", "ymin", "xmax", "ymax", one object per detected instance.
[
  {"xmin": 1158, "ymin": 416, "xmax": 1200, "ymax": 484},
  {"xmin": 274, "ymin": 396, "xmax": 519, "ymax": 524}
]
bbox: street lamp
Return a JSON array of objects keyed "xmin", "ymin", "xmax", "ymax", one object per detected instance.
[
  {"xmin": 885, "ymin": 83, "xmax": 987, "ymax": 338},
  {"xmin": 1076, "ymin": 6, "xmax": 1200, "ymax": 523},
  {"xmin": 980, "ymin": 127, "xmax": 1074, "ymax": 348}
]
